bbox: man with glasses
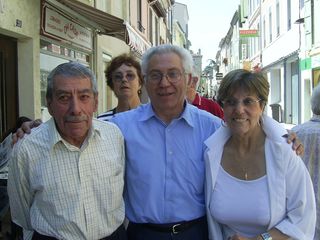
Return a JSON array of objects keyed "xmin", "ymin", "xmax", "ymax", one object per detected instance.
[{"xmin": 111, "ymin": 44, "xmax": 221, "ymax": 240}]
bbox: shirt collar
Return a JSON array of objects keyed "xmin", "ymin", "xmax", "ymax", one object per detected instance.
[
  {"xmin": 204, "ymin": 114, "xmax": 287, "ymax": 149},
  {"xmin": 48, "ymin": 118, "xmax": 101, "ymax": 150},
  {"xmin": 138, "ymin": 101, "xmax": 194, "ymax": 127}
]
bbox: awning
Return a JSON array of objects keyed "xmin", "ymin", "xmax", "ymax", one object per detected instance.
[
  {"xmin": 46, "ymin": 0, "xmax": 151, "ymax": 55},
  {"xmin": 125, "ymin": 22, "xmax": 151, "ymax": 55},
  {"xmin": 50, "ymin": 0, "xmax": 127, "ymax": 41}
]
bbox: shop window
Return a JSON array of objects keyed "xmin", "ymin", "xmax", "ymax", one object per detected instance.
[{"xmin": 39, "ymin": 39, "xmax": 90, "ymax": 121}]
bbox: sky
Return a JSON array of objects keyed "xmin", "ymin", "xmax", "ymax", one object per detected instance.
[{"xmin": 176, "ymin": 0, "xmax": 239, "ymax": 68}]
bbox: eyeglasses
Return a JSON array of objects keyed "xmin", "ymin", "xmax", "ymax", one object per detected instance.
[
  {"xmin": 146, "ymin": 69, "xmax": 184, "ymax": 83},
  {"xmin": 112, "ymin": 72, "xmax": 136, "ymax": 82},
  {"xmin": 222, "ymin": 97, "xmax": 261, "ymax": 108}
]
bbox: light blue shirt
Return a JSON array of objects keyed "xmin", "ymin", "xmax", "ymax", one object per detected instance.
[{"xmin": 111, "ymin": 102, "xmax": 221, "ymax": 223}]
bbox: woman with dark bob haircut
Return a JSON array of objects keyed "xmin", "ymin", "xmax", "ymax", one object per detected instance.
[
  {"xmin": 98, "ymin": 53, "xmax": 143, "ymax": 121},
  {"xmin": 204, "ymin": 69, "xmax": 316, "ymax": 240}
]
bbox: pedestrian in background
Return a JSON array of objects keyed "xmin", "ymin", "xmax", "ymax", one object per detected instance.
[
  {"xmin": 292, "ymin": 82, "xmax": 320, "ymax": 240},
  {"xmin": 98, "ymin": 54, "xmax": 143, "ymax": 121},
  {"xmin": 186, "ymin": 75, "xmax": 224, "ymax": 119},
  {"xmin": 8, "ymin": 62, "xmax": 126, "ymax": 240},
  {"xmin": 205, "ymin": 69, "xmax": 316, "ymax": 240}
]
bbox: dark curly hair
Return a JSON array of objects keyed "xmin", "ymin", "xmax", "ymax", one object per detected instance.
[{"xmin": 105, "ymin": 54, "xmax": 143, "ymax": 92}]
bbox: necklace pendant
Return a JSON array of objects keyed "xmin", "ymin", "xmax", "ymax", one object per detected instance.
[{"xmin": 245, "ymin": 173, "xmax": 248, "ymax": 180}]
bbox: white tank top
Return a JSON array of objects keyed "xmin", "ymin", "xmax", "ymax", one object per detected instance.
[{"xmin": 209, "ymin": 166, "xmax": 271, "ymax": 238}]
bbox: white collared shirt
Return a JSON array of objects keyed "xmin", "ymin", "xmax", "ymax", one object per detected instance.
[
  {"xmin": 204, "ymin": 115, "xmax": 316, "ymax": 240},
  {"xmin": 8, "ymin": 118, "xmax": 125, "ymax": 240}
]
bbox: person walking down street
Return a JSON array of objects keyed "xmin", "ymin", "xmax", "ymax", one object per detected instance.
[
  {"xmin": 292, "ymin": 82, "xmax": 320, "ymax": 240},
  {"xmin": 205, "ymin": 69, "xmax": 316, "ymax": 240},
  {"xmin": 98, "ymin": 54, "xmax": 143, "ymax": 121},
  {"xmin": 111, "ymin": 44, "xmax": 222, "ymax": 240},
  {"xmin": 8, "ymin": 62, "xmax": 127, "ymax": 240},
  {"xmin": 186, "ymin": 76, "xmax": 224, "ymax": 119}
]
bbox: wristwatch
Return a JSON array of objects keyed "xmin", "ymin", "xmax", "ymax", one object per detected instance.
[{"xmin": 260, "ymin": 232, "xmax": 272, "ymax": 240}]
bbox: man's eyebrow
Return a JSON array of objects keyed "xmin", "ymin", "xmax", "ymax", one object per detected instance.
[{"xmin": 55, "ymin": 89, "xmax": 70, "ymax": 95}]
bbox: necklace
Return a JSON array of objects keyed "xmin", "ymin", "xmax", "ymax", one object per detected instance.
[
  {"xmin": 241, "ymin": 166, "xmax": 248, "ymax": 180},
  {"xmin": 244, "ymin": 172, "xmax": 248, "ymax": 180}
]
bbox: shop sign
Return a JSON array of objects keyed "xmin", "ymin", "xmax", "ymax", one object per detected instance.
[
  {"xmin": 239, "ymin": 29, "xmax": 259, "ymax": 38},
  {"xmin": 42, "ymin": 6, "xmax": 92, "ymax": 50}
]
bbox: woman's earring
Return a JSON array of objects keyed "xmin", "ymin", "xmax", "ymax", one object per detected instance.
[{"xmin": 138, "ymin": 89, "xmax": 142, "ymax": 95}]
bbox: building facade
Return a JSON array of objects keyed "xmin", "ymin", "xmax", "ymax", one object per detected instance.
[
  {"xmin": 214, "ymin": 0, "xmax": 320, "ymax": 125},
  {"xmin": 0, "ymin": 0, "xmax": 175, "ymax": 140}
]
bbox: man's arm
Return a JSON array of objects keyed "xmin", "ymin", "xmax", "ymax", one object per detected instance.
[
  {"xmin": 283, "ymin": 131, "xmax": 304, "ymax": 156},
  {"xmin": 12, "ymin": 119, "xmax": 42, "ymax": 145},
  {"xmin": 7, "ymin": 144, "xmax": 33, "ymax": 230}
]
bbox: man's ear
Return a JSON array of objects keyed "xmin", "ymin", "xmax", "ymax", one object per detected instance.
[{"xmin": 187, "ymin": 74, "xmax": 192, "ymax": 86}]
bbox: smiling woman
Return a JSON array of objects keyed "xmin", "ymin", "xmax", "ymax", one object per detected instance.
[
  {"xmin": 98, "ymin": 54, "xmax": 143, "ymax": 121},
  {"xmin": 204, "ymin": 69, "xmax": 316, "ymax": 240}
]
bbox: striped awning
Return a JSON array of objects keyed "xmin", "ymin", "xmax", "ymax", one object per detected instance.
[{"xmin": 125, "ymin": 22, "xmax": 151, "ymax": 55}]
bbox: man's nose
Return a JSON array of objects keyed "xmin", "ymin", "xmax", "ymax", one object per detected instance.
[
  {"xmin": 158, "ymin": 74, "xmax": 171, "ymax": 86},
  {"xmin": 69, "ymin": 97, "xmax": 81, "ymax": 114}
]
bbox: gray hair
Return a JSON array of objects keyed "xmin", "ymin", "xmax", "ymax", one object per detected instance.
[
  {"xmin": 46, "ymin": 62, "xmax": 98, "ymax": 100},
  {"xmin": 141, "ymin": 44, "xmax": 193, "ymax": 76},
  {"xmin": 311, "ymin": 82, "xmax": 320, "ymax": 115}
]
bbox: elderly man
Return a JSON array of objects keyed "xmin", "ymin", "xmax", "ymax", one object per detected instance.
[
  {"xmin": 8, "ymin": 62, "xmax": 126, "ymax": 240},
  {"xmin": 292, "ymin": 82, "xmax": 320, "ymax": 240},
  {"xmin": 111, "ymin": 44, "xmax": 221, "ymax": 240}
]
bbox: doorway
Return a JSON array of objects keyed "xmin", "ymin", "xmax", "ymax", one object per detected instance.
[{"xmin": 0, "ymin": 35, "xmax": 18, "ymax": 141}]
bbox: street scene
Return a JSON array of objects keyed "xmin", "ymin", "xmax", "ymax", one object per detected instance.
[{"xmin": 0, "ymin": 0, "xmax": 319, "ymax": 239}]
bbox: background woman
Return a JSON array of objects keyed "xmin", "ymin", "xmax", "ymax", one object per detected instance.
[
  {"xmin": 98, "ymin": 54, "xmax": 143, "ymax": 121},
  {"xmin": 205, "ymin": 69, "xmax": 315, "ymax": 240}
]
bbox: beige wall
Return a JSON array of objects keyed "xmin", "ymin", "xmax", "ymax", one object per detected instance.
[
  {"xmin": 95, "ymin": 0, "xmax": 131, "ymax": 114},
  {"xmin": 0, "ymin": 0, "xmax": 41, "ymax": 119}
]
